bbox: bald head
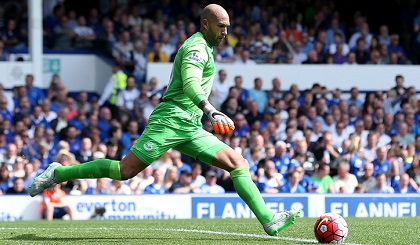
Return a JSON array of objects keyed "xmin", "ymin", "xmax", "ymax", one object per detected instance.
[
  {"xmin": 201, "ymin": 4, "xmax": 228, "ymax": 22},
  {"xmin": 200, "ymin": 4, "xmax": 229, "ymax": 46}
]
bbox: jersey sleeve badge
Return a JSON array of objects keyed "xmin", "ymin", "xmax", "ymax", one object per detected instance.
[{"xmin": 188, "ymin": 52, "xmax": 202, "ymax": 63}]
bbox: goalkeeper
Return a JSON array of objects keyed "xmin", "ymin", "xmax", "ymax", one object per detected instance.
[{"xmin": 30, "ymin": 3, "xmax": 300, "ymax": 236}]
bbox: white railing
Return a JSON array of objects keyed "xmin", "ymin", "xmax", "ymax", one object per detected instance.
[{"xmin": 147, "ymin": 63, "xmax": 420, "ymax": 92}]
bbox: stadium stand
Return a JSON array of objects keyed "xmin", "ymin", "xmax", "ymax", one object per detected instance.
[{"xmin": 0, "ymin": 0, "xmax": 420, "ymax": 200}]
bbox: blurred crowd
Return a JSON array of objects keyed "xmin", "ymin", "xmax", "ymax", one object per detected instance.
[
  {"xmin": 1, "ymin": 69, "xmax": 420, "ymax": 198},
  {"xmin": 1, "ymin": 1, "xmax": 420, "ymax": 83},
  {"xmin": 1, "ymin": 1, "xmax": 420, "ymax": 202}
]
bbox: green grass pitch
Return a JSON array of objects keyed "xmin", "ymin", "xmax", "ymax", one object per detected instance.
[{"xmin": 1, "ymin": 217, "xmax": 420, "ymax": 244}]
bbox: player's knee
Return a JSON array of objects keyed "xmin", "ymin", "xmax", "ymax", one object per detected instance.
[
  {"xmin": 231, "ymin": 155, "xmax": 249, "ymax": 169},
  {"xmin": 119, "ymin": 162, "xmax": 138, "ymax": 180},
  {"xmin": 241, "ymin": 157, "xmax": 251, "ymax": 168},
  {"xmin": 119, "ymin": 167, "xmax": 137, "ymax": 180},
  {"xmin": 119, "ymin": 152, "xmax": 148, "ymax": 180}
]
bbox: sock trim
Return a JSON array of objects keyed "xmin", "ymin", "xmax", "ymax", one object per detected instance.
[
  {"xmin": 109, "ymin": 160, "xmax": 122, "ymax": 180},
  {"xmin": 230, "ymin": 166, "xmax": 251, "ymax": 179}
]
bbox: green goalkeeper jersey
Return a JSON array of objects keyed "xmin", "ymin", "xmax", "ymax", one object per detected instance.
[{"xmin": 162, "ymin": 32, "xmax": 215, "ymax": 116}]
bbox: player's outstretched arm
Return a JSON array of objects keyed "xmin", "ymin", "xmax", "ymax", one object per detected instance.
[
  {"xmin": 179, "ymin": 45, "xmax": 234, "ymax": 134},
  {"xmin": 199, "ymin": 99, "xmax": 235, "ymax": 135}
]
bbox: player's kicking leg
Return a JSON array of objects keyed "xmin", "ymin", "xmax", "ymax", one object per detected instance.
[
  {"xmin": 211, "ymin": 147, "xmax": 301, "ymax": 236},
  {"xmin": 30, "ymin": 151, "xmax": 148, "ymax": 197},
  {"xmin": 30, "ymin": 114, "xmax": 178, "ymax": 197}
]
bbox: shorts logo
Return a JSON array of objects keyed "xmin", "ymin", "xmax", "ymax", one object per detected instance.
[
  {"xmin": 188, "ymin": 52, "xmax": 202, "ymax": 63},
  {"xmin": 143, "ymin": 141, "xmax": 154, "ymax": 151}
]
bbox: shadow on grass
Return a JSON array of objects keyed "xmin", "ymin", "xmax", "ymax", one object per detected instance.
[{"xmin": 7, "ymin": 234, "xmax": 308, "ymax": 243}]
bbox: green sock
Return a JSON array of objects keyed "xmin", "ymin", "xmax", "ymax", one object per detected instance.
[
  {"xmin": 231, "ymin": 167, "xmax": 273, "ymax": 224},
  {"xmin": 54, "ymin": 159, "xmax": 122, "ymax": 182}
]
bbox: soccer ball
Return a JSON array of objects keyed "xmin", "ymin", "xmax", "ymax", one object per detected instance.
[{"xmin": 314, "ymin": 213, "xmax": 348, "ymax": 243}]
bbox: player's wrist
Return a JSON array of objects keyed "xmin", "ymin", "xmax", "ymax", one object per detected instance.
[
  {"xmin": 202, "ymin": 102, "xmax": 216, "ymax": 115},
  {"xmin": 194, "ymin": 94, "xmax": 207, "ymax": 108}
]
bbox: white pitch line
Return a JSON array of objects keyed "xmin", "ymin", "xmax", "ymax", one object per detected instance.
[
  {"xmin": 149, "ymin": 228, "xmax": 319, "ymax": 243},
  {"xmin": 0, "ymin": 227, "xmax": 364, "ymax": 245}
]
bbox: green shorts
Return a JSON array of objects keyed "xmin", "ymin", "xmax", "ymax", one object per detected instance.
[{"xmin": 130, "ymin": 102, "xmax": 228, "ymax": 165}]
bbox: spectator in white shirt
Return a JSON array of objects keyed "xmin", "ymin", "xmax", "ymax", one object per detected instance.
[
  {"xmin": 143, "ymin": 93, "xmax": 161, "ymax": 123},
  {"xmin": 257, "ymin": 160, "xmax": 283, "ymax": 193},
  {"xmin": 146, "ymin": 77, "xmax": 161, "ymax": 98},
  {"xmin": 116, "ymin": 76, "xmax": 140, "ymax": 113},
  {"xmin": 0, "ymin": 83, "xmax": 14, "ymax": 112},
  {"xmin": 326, "ymin": 18, "xmax": 346, "ymax": 46},
  {"xmin": 333, "ymin": 161, "xmax": 359, "ymax": 193},
  {"xmin": 383, "ymin": 89, "xmax": 402, "ymax": 115},
  {"xmin": 280, "ymin": 120, "xmax": 304, "ymax": 142},
  {"xmin": 348, "ymin": 21, "xmax": 373, "ymax": 50},
  {"xmin": 287, "ymin": 41, "xmax": 308, "ymax": 64},
  {"xmin": 113, "ymin": 31, "xmax": 133, "ymax": 64},
  {"xmin": 378, "ymin": 25, "xmax": 391, "ymax": 46},
  {"xmin": 322, "ymin": 113, "xmax": 336, "ymax": 133},
  {"xmin": 132, "ymin": 41, "xmax": 147, "ymax": 84},
  {"xmin": 129, "ymin": 166, "xmax": 154, "ymax": 194},
  {"xmin": 209, "ymin": 69, "xmax": 232, "ymax": 110},
  {"xmin": 263, "ymin": 23, "xmax": 279, "ymax": 48},
  {"xmin": 329, "ymin": 32, "xmax": 350, "ymax": 56},
  {"xmin": 191, "ymin": 162, "xmax": 206, "ymax": 188},
  {"xmin": 2, "ymin": 143, "xmax": 18, "ymax": 171},
  {"xmin": 366, "ymin": 173, "xmax": 394, "ymax": 193},
  {"xmin": 200, "ymin": 170, "xmax": 225, "ymax": 194},
  {"xmin": 160, "ymin": 32, "xmax": 175, "ymax": 58},
  {"xmin": 375, "ymin": 123, "xmax": 391, "ymax": 147},
  {"xmin": 128, "ymin": 5, "xmax": 143, "ymax": 27},
  {"xmin": 41, "ymin": 98, "xmax": 57, "ymax": 123},
  {"xmin": 108, "ymin": 179, "xmax": 132, "ymax": 195},
  {"xmin": 311, "ymin": 120, "xmax": 324, "ymax": 142},
  {"xmin": 73, "ymin": 16, "xmax": 96, "ymax": 48},
  {"xmin": 363, "ymin": 132, "xmax": 378, "ymax": 162},
  {"xmin": 234, "ymin": 50, "xmax": 257, "ymax": 65},
  {"xmin": 353, "ymin": 120, "xmax": 369, "ymax": 145}
]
